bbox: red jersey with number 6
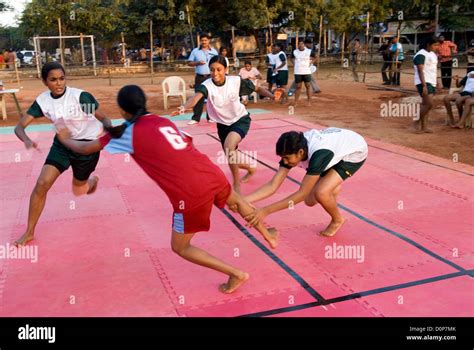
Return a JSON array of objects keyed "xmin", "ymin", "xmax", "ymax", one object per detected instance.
[{"xmin": 99, "ymin": 114, "xmax": 230, "ymax": 212}]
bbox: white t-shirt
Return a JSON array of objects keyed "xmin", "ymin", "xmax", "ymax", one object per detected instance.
[
  {"xmin": 201, "ymin": 76, "xmax": 249, "ymax": 125},
  {"xmin": 239, "ymin": 67, "xmax": 260, "ymax": 81},
  {"xmin": 35, "ymin": 87, "xmax": 103, "ymax": 140},
  {"xmin": 297, "ymin": 128, "xmax": 368, "ymax": 175},
  {"xmin": 462, "ymin": 72, "xmax": 474, "ymax": 93},
  {"xmin": 274, "ymin": 51, "xmax": 288, "ymax": 71},
  {"xmin": 413, "ymin": 49, "xmax": 438, "ymax": 86},
  {"xmin": 293, "ymin": 48, "xmax": 312, "ymax": 75}
]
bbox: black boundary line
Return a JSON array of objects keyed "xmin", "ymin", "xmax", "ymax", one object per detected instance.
[
  {"xmin": 206, "ymin": 132, "xmax": 467, "ymax": 273},
  {"xmin": 219, "ymin": 208, "xmax": 325, "ymax": 302},
  {"xmin": 281, "ymin": 118, "xmax": 474, "ymax": 177},
  {"xmin": 239, "ymin": 270, "xmax": 473, "ymax": 317}
]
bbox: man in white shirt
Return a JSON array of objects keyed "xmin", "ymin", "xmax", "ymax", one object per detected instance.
[{"xmin": 187, "ymin": 33, "xmax": 218, "ymax": 125}]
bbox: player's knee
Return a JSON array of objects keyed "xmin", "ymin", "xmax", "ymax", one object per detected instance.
[
  {"xmin": 34, "ymin": 178, "xmax": 53, "ymax": 196},
  {"xmin": 171, "ymin": 240, "xmax": 186, "ymax": 256},
  {"xmin": 314, "ymin": 189, "xmax": 330, "ymax": 203},
  {"xmin": 304, "ymin": 194, "xmax": 317, "ymax": 207}
]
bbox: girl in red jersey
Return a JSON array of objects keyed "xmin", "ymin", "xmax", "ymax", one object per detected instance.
[{"xmin": 57, "ymin": 85, "xmax": 278, "ymax": 294}]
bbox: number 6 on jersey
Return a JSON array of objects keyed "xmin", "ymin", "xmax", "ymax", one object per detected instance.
[{"xmin": 159, "ymin": 126, "xmax": 187, "ymax": 150}]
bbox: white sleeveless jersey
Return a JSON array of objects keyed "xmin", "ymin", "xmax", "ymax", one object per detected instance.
[
  {"xmin": 300, "ymin": 128, "xmax": 368, "ymax": 171},
  {"xmin": 202, "ymin": 76, "xmax": 249, "ymax": 125},
  {"xmin": 293, "ymin": 48, "xmax": 312, "ymax": 75},
  {"xmin": 35, "ymin": 87, "xmax": 103, "ymax": 140}
]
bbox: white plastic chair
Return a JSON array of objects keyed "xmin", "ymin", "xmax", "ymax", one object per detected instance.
[{"xmin": 162, "ymin": 76, "xmax": 186, "ymax": 110}]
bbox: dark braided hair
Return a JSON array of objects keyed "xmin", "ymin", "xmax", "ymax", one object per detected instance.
[
  {"xmin": 276, "ymin": 131, "xmax": 308, "ymax": 159},
  {"xmin": 209, "ymin": 54, "xmax": 228, "ymax": 68},
  {"xmin": 105, "ymin": 85, "xmax": 149, "ymax": 138}
]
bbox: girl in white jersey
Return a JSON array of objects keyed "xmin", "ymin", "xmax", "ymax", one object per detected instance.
[
  {"xmin": 172, "ymin": 55, "xmax": 274, "ymax": 194},
  {"xmin": 13, "ymin": 62, "xmax": 112, "ymax": 246},
  {"xmin": 244, "ymin": 128, "xmax": 368, "ymax": 237},
  {"xmin": 413, "ymin": 36, "xmax": 441, "ymax": 133}
]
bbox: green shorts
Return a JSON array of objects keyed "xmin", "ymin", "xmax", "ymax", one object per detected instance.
[
  {"xmin": 295, "ymin": 74, "xmax": 312, "ymax": 84},
  {"xmin": 276, "ymin": 70, "xmax": 288, "ymax": 87},
  {"xmin": 416, "ymin": 83, "xmax": 436, "ymax": 97},
  {"xmin": 45, "ymin": 136, "xmax": 100, "ymax": 181},
  {"xmin": 217, "ymin": 115, "xmax": 251, "ymax": 148},
  {"xmin": 321, "ymin": 159, "xmax": 366, "ymax": 181},
  {"xmin": 266, "ymin": 69, "xmax": 276, "ymax": 84}
]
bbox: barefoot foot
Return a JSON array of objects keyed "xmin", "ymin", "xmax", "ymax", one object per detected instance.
[
  {"xmin": 14, "ymin": 232, "xmax": 34, "ymax": 247},
  {"xmin": 219, "ymin": 272, "xmax": 250, "ymax": 294},
  {"xmin": 265, "ymin": 227, "xmax": 279, "ymax": 249},
  {"xmin": 87, "ymin": 176, "xmax": 99, "ymax": 194},
  {"xmin": 241, "ymin": 167, "xmax": 256, "ymax": 183},
  {"xmin": 320, "ymin": 218, "xmax": 345, "ymax": 237}
]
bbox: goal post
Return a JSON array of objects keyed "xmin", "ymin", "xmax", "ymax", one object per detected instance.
[{"xmin": 32, "ymin": 34, "xmax": 97, "ymax": 78}]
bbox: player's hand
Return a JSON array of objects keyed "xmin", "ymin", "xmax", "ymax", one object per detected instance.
[
  {"xmin": 198, "ymin": 60, "xmax": 206, "ymax": 65},
  {"xmin": 55, "ymin": 119, "xmax": 72, "ymax": 141},
  {"xmin": 244, "ymin": 207, "xmax": 268, "ymax": 227},
  {"xmin": 24, "ymin": 139, "xmax": 39, "ymax": 151},
  {"xmin": 170, "ymin": 106, "xmax": 187, "ymax": 117},
  {"xmin": 421, "ymin": 86, "xmax": 428, "ymax": 97}
]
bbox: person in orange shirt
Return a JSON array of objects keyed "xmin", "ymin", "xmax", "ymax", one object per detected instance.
[{"xmin": 436, "ymin": 35, "xmax": 457, "ymax": 89}]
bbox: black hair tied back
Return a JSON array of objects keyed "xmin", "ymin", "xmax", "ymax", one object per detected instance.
[
  {"xmin": 105, "ymin": 85, "xmax": 149, "ymax": 138},
  {"xmin": 276, "ymin": 131, "xmax": 308, "ymax": 157}
]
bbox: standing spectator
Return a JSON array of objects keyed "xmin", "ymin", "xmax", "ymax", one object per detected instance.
[
  {"xmin": 273, "ymin": 43, "xmax": 289, "ymax": 102},
  {"xmin": 436, "ymin": 35, "xmax": 457, "ymax": 89},
  {"xmin": 219, "ymin": 47, "xmax": 230, "ymax": 74},
  {"xmin": 350, "ymin": 39, "xmax": 362, "ymax": 82},
  {"xmin": 265, "ymin": 45, "xmax": 276, "ymax": 92},
  {"xmin": 5, "ymin": 49, "xmax": 16, "ymax": 69},
  {"xmin": 390, "ymin": 37, "xmax": 404, "ymax": 86},
  {"xmin": 187, "ymin": 33, "xmax": 218, "ymax": 125},
  {"xmin": 288, "ymin": 39, "xmax": 321, "ymax": 96},
  {"xmin": 413, "ymin": 36, "xmax": 441, "ymax": 133},
  {"xmin": 379, "ymin": 38, "xmax": 392, "ymax": 85},
  {"xmin": 16, "ymin": 51, "xmax": 24, "ymax": 65},
  {"xmin": 291, "ymin": 39, "xmax": 316, "ymax": 106}
]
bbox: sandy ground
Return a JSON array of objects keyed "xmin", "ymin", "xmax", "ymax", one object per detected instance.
[{"xmin": 1, "ymin": 66, "xmax": 472, "ymax": 166}]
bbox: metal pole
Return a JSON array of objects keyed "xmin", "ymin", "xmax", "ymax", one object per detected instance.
[
  {"xmin": 341, "ymin": 31, "xmax": 345, "ymax": 64},
  {"xmin": 186, "ymin": 5, "xmax": 194, "ymax": 48},
  {"xmin": 80, "ymin": 33, "xmax": 85, "ymax": 66},
  {"xmin": 121, "ymin": 32, "xmax": 126, "ymax": 65},
  {"xmin": 58, "ymin": 18, "xmax": 65, "ymax": 67},
  {"xmin": 91, "ymin": 35, "xmax": 97, "ymax": 76},
  {"xmin": 363, "ymin": 12, "xmax": 369, "ymax": 82},
  {"xmin": 34, "ymin": 37, "xmax": 41, "ymax": 79},
  {"xmin": 317, "ymin": 15, "xmax": 323, "ymax": 68}
]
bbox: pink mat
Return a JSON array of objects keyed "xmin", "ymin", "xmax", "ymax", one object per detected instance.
[{"xmin": 0, "ymin": 114, "xmax": 472, "ymax": 317}]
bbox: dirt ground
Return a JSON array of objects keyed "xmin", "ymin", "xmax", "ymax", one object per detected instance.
[{"xmin": 1, "ymin": 67, "xmax": 472, "ymax": 166}]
